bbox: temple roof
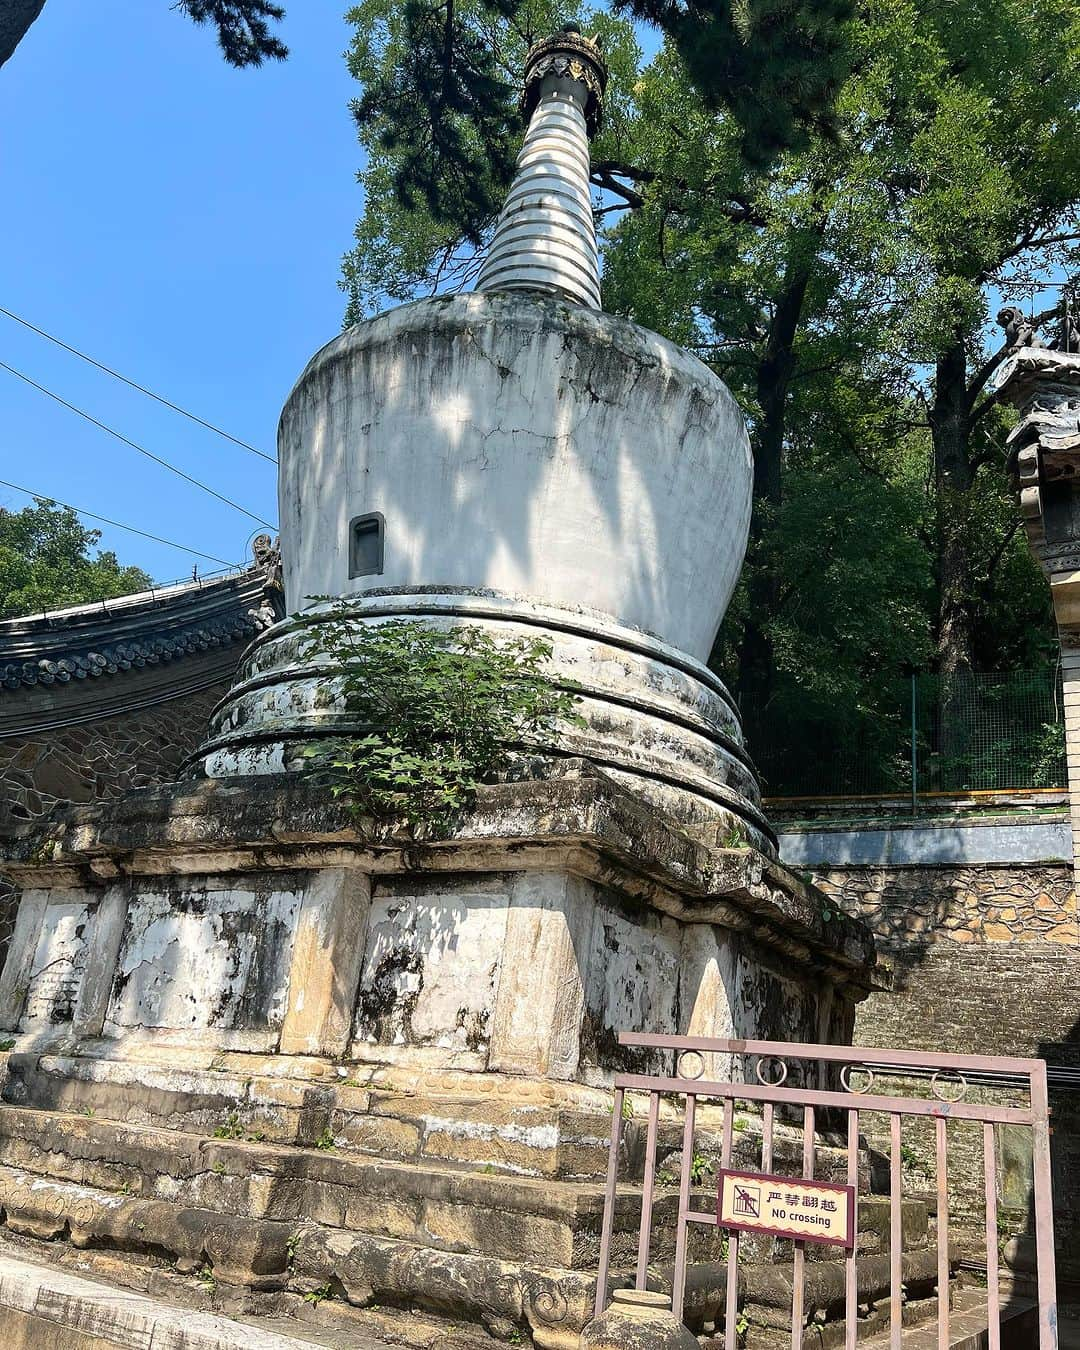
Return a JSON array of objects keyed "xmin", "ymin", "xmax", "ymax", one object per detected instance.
[{"xmin": 0, "ymin": 552, "xmax": 282, "ymax": 736}]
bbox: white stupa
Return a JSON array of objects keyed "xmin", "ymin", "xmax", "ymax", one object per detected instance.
[{"xmin": 193, "ymin": 26, "xmax": 766, "ymax": 850}]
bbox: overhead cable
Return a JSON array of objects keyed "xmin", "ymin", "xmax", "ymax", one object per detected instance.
[
  {"xmin": 0, "ymin": 305, "xmax": 277, "ymax": 464},
  {"xmin": 0, "ymin": 476, "xmax": 239, "ymax": 567},
  {"xmin": 0, "ymin": 360, "xmax": 277, "ymax": 529}
]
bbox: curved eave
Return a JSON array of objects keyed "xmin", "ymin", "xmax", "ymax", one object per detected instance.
[{"xmin": 0, "ymin": 562, "xmax": 284, "ymax": 736}]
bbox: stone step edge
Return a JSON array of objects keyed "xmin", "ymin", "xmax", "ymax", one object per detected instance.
[
  {"xmin": 0, "ymin": 1103, "xmax": 928, "ymax": 1251},
  {"xmin": 856, "ymin": 1286, "xmax": 1037, "ymax": 1349},
  {"xmin": 2, "ymin": 1059, "xmax": 618, "ymax": 1178},
  {"xmin": 1, "ymin": 1053, "xmax": 873, "ymax": 1176},
  {"xmin": 8, "ymin": 1051, "xmax": 847, "ymax": 1149},
  {"xmin": 0, "ymin": 1106, "xmax": 616, "ymax": 1218},
  {"xmin": 0, "ymin": 1163, "xmax": 588, "ymax": 1349},
  {"xmin": 0, "ymin": 1250, "xmax": 324, "ymax": 1350},
  {"xmin": 0, "ymin": 1162, "xmax": 952, "ymax": 1350}
]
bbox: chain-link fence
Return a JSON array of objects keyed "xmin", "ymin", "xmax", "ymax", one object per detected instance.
[{"xmin": 744, "ymin": 667, "xmax": 1067, "ymax": 800}]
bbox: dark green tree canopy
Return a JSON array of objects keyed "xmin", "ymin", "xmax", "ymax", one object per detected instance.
[
  {"xmin": 345, "ymin": 0, "xmax": 855, "ymax": 260},
  {"xmin": 0, "ymin": 0, "xmax": 287, "ymax": 73},
  {"xmin": 0, "ymin": 501, "xmax": 152, "ymax": 621},
  {"xmin": 341, "ymin": 0, "xmax": 1077, "ymax": 794},
  {"xmin": 176, "ymin": 1, "xmax": 288, "ymax": 68}
]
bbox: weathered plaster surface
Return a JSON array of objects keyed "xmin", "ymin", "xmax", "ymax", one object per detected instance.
[
  {"xmin": 352, "ymin": 880, "xmax": 509, "ymax": 1060},
  {"xmin": 489, "ymin": 872, "xmax": 594, "ymax": 1080},
  {"xmin": 679, "ymin": 924, "xmax": 738, "ymax": 1080},
  {"xmin": 103, "ymin": 881, "xmax": 301, "ymax": 1044},
  {"xmin": 0, "ymin": 772, "xmax": 878, "ymax": 1073},
  {"xmin": 2, "ymin": 772, "xmax": 879, "ymax": 986},
  {"xmin": 22, "ymin": 899, "xmax": 92, "ymax": 1029},
  {"xmin": 194, "ymin": 591, "xmax": 773, "ymax": 845},
  {"xmin": 278, "ymin": 292, "xmax": 752, "ymax": 662},
  {"xmin": 581, "ymin": 900, "xmax": 682, "ymax": 1076},
  {"xmin": 280, "ymin": 867, "xmax": 370, "ymax": 1057}
]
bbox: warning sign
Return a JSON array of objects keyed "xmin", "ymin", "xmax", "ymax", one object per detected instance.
[{"xmin": 716, "ymin": 1169, "xmax": 855, "ymax": 1248}]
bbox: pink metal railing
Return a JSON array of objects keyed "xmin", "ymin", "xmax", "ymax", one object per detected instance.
[{"xmin": 594, "ymin": 1033, "xmax": 1058, "ymax": 1349}]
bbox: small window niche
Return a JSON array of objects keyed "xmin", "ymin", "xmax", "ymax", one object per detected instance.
[{"xmin": 349, "ymin": 512, "xmax": 385, "ymax": 578}]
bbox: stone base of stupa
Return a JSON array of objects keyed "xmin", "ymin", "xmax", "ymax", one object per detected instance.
[{"xmin": 0, "ymin": 766, "xmax": 884, "ymax": 1346}]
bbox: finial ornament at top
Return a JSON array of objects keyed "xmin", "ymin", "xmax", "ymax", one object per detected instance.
[
  {"xmin": 521, "ymin": 24, "xmax": 608, "ymax": 135},
  {"xmin": 474, "ymin": 23, "xmax": 607, "ymax": 307}
]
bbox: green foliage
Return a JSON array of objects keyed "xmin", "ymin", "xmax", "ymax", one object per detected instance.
[
  {"xmin": 0, "ymin": 501, "xmax": 152, "ymax": 621},
  {"xmin": 1, "ymin": 2, "xmax": 287, "ymax": 74},
  {"xmin": 177, "ymin": 2, "xmax": 288, "ymax": 67},
  {"xmin": 338, "ymin": 0, "xmax": 1080, "ymax": 782},
  {"xmin": 689, "ymin": 1152, "xmax": 712, "ymax": 1185},
  {"xmin": 300, "ymin": 609, "xmax": 583, "ymax": 830},
  {"xmin": 303, "ymin": 1284, "xmax": 334, "ymax": 1306},
  {"xmin": 622, "ymin": 0, "xmax": 855, "ymax": 166},
  {"xmin": 212, "ymin": 1113, "xmax": 245, "ymax": 1140},
  {"xmin": 314, "ymin": 1127, "xmax": 337, "ymax": 1151},
  {"xmin": 605, "ymin": 1094, "xmax": 634, "ymax": 1119}
]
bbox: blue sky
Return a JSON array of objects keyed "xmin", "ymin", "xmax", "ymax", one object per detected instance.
[{"xmin": 1, "ymin": 2, "xmax": 362, "ymax": 582}]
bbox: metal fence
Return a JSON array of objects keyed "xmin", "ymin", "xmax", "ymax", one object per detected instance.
[
  {"xmin": 744, "ymin": 667, "xmax": 1067, "ymax": 801},
  {"xmin": 595, "ymin": 1031, "xmax": 1058, "ymax": 1348}
]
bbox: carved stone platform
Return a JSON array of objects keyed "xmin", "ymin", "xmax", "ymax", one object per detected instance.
[{"xmin": 0, "ymin": 765, "xmax": 885, "ymax": 1344}]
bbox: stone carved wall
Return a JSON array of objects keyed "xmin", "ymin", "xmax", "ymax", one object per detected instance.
[
  {"xmin": 814, "ymin": 863, "xmax": 1077, "ymax": 952},
  {"xmin": 0, "ymin": 560, "xmax": 283, "ymax": 974},
  {"xmin": 0, "ymin": 683, "xmax": 231, "ymax": 971},
  {"xmin": 0, "ymin": 683, "xmax": 229, "ymax": 829},
  {"xmin": 810, "ymin": 857, "xmax": 1079, "ymax": 1289}
]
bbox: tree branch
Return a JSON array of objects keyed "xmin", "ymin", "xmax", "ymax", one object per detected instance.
[{"xmin": 980, "ymin": 518, "xmax": 1021, "ymax": 584}]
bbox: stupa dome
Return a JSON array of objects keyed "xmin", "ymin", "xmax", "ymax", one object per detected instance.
[{"xmin": 192, "ymin": 27, "xmax": 767, "ymax": 850}]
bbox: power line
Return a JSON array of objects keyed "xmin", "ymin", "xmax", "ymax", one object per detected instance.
[
  {"xmin": 0, "ymin": 476, "xmax": 239, "ymax": 567},
  {"xmin": 0, "ymin": 305, "xmax": 277, "ymax": 465},
  {"xmin": 0, "ymin": 360, "xmax": 277, "ymax": 530}
]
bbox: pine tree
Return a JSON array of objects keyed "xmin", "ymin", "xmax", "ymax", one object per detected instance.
[{"xmin": 1, "ymin": 0, "xmax": 287, "ymax": 73}]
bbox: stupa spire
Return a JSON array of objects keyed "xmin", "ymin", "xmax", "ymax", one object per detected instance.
[{"xmin": 474, "ymin": 25, "xmax": 606, "ymax": 308}]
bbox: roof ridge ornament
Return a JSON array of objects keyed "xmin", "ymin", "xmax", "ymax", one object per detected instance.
[{"xmin": 474, "ymin": 24, "xmax": 607, "ymax": 309}]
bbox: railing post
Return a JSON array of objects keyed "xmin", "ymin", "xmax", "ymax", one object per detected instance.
[
  {"xmin": 911, "ymin": 672, "xmax": 918, "ymax": 817},
  {"xmin": 1030, "ymin": 1062, "xmax": 1060, "ymax": 1349}
]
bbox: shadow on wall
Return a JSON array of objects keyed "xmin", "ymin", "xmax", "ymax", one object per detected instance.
[{"xmin": 1038, "ymin": 1015, "xmax": 1080, "ymax": 1302}]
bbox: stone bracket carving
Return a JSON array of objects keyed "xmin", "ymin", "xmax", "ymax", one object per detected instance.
[{"xmin": 998, "ymin": 349, "xmax": 1080, "ymax": 567}]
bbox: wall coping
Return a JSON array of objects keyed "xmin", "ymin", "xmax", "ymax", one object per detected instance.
[{"xmin": 779, "ymin": 816, "xmax": 1071, "ymax": 868}]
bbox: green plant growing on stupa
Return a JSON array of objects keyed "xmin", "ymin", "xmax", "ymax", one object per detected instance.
[{"xmin": 300, "ymin": 608, "xmax": 584, "ymax": 831}]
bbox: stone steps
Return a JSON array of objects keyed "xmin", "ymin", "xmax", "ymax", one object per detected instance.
[
  {"xmin": 1, "ymin": 1054, "xmax": 615, "ymax": 1180},
  {"xmin": 0, "ymin": 1053, "xmax": 952, "ymax": 1350},
  {"xmin": 857, "ymin": 1286, "xmax": 1037, "ymax": 1349},
  {"xmin": 0, "ymin": 1054, "xmax": 864, "ymax": 1185},
  {"xmin": 0, "ymin": 1247, "xmax": 340, "ymax": 1350},
  {"xmin": 0, "ymin": 1098, "xmax": 931, "ymax": 1272}
]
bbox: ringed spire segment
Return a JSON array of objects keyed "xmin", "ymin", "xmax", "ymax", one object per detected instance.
[{"xmin": 474, "ymin": 25, "xmax": 607, "ymax": 309}]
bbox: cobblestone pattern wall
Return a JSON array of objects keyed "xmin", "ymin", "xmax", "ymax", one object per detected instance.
[
  {"xmin": 814, "ymin": 863, "xmax": 1077, "ymax": 951},
  {"xmin": 0, "ymin": 683, "xmax": 228, "ymax": 828},
  {"xmin": 0, "ymin": 682, "xmax": 229, "ymax": 970},
  {"xmin": 812, "ymin": 859, "xmax": 1079, "ymax": 1290}
]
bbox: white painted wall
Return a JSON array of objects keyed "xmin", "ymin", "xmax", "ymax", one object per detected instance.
[{"xmin": 278, "ymin": 292, "xmax": 752, "ymax": 663}]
